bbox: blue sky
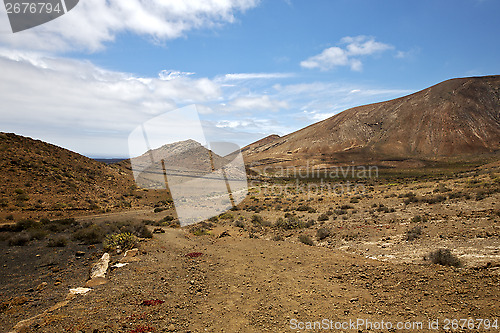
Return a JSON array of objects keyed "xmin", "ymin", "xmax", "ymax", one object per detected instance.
[{"xmin": 0, "ymin": 0, "xmax": 498, "ymax": 157}]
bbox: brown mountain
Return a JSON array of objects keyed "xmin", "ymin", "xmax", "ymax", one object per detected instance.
[
  {"xmin": 243, "ymin": 75, "xmax": 500, "ymax": 168},
  {"xmin": 0, "ymin": 132, "xmax": 151, "ymax": 221}
]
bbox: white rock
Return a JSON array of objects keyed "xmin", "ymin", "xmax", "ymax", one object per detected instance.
[
  {"xmin": 112, "ymin": 263, "xmax": 129, "ymax": 268},
  {"xmin": 69, "ymin": 287, "xmax": 92, "ymax": 295},
  {"xmin": 90, "ymin": 253, "xmax": 110, "ymax": 279}
]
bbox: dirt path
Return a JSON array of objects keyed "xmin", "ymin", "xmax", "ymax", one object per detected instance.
[{"xmin": 9, "ymin": 226, "xmax": 500, "ymax": 333}]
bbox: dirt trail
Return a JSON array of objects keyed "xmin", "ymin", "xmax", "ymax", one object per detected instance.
[{"xmin": 10, "ymin": 226, "xmax": 500, "ymax": 333}]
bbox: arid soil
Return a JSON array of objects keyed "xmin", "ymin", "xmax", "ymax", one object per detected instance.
[{"xmin": 1, "ymin": 163, "xmax": 499, "ymax": 333}]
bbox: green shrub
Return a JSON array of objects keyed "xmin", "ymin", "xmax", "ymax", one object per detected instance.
[
  {"xmin": 274, "ymin": 216, "xmax": 312, "ymax": 230},
  {"xmin": 316, "ymin": 227, "xmax": 330, "ymax": 240},
  {"xmin": 251, "ymin": 214, "xmax": 263, "ymax": 224},
  {"xmin": 42, "ymin": 218, "xmax": 77, "ymax": 233},
  {"xmin": 28, "ymin": 228, "xmax": 47, "ymax": 240},
  {"xmin": 72, "ymin": 225, "xmax": 105, "ymax": 244},
  {"xmin": 317, "ymin": 213, "xmax": 329, "ymax": 222},
  {"xmin": 8, "ymin": 232, "xmax": 30, "ymax": 246},
  {"xmin": 117, "ymin": 221, "xmax": 152, "ymax": 238},
  {"xmin": 12, "ymin": 219, "xmax": 36, "ymax": 232},
  {"xmin": 47, "ymin": 236, "xmax": 68, "ymax": 247},
  {"xmin": 425, "ymin": 248, "xmax": 462, "ymax": 267},
  {"xmin": 405, "ymin": 226, "xmax": 422, "ymax": 241},
  {"xmin": 219, "ymin": 212, "xmax": 233, "ymax": 220},
  {"xmin": 234, "ymin": 219, "xmax": 245, "ymax": 228},
  {"xmin": 103, "ymin": 232, "xmax": 136, "ymax": 252},
  {"xmin": 296, "ymin": 205, "xmax": 316, "ymax": 213},
  {"xmin": 298, "ymin": 234, "xmax": 314, "ymax": 246}
]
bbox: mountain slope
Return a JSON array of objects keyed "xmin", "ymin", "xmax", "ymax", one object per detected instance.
[
  {"xmin": 244, "ymin": 75, "xmax": 500, "ymax": 167},
  {"xmin": 0, "ymin": 132, "xmax": 146, "ymax": 220}
]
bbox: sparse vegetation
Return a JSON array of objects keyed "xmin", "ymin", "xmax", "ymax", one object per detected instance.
[
  {"xmin": 317, "ymin": 213, "xmax": 329, "ymax": 221},
  {"xmin": 103, "ymin": 232, "xmax": 136, "ymax": 252},
  {"xmin": 316, "ymin": 227, "xmax": 330, "ymax": 240},
  {"xmin": 8, "ymin": 232, "xmax": 30, "ymax": 246},
  {"xmin": 425, "ymin": 248, "xmax": 462, "ymax": 267},
  {"xmin": 47, "ymin": 235, "xmax": 68, "ymax": 247},
  {"xmin": 298, "ymin": 234, "xmax": 314, "ymax": 246},
  {"xmin": 405, "ymin": 226, "xmax": 422, "ymax": 241},
  {"xmin": 274, "ymin": 216, "xmax": 313, "ymax": 230}
]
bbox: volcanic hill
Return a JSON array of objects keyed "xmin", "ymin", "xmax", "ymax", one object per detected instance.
[{"xmin": 243, "ymin": 75, "xmax": 500, "ymax": 168}]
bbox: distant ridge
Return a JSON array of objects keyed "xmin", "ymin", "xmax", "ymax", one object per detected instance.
[{"xmin": 243, "ymin": 75, "xmax": 500, "ymax": 168}]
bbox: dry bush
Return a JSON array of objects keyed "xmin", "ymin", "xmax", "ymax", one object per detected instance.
[
  {"xmin": 316, "ymin": 227, "xmax": 330, "ymax": 240},
  {"xmin": 425, "ymin": 248, "xmax": 462, "ymax": 267},
  {"xmin": 406, "ymin": 226, "xmax": 422, "ymax": 241},
  {"xmin": 298, "ymin": 234, "xmax": 314, "ymax": 246}
]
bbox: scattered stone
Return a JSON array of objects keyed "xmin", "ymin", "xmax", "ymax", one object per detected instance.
[
  {"xmin": 69, "ymin": 287, "xmax": 92, "ymax": 295},
  {"xmin": 120, "ymin": 248, "xmax": 140, "ymax": 263},
  {"xmin": 111, "ymin": 263, "xmax": 129, "ymax": 268},
  {"xmin": 153, "ymin": 227, "xmax": 165, "ymax": 234},
  {"xmin": 85, "ymin": 277, "xmax": 107, "ymax": 287},
  {"xmin": 89, "ymin": 253, "xmax": 110, "ymax": 279},
  {"xmin": 124, "ymin": 248, "xmax": 139, "ymax": 257},
  {"xmin": 217, "ymin": 230, "xmax": 231, "ymax": 238},
  {"xmin": 36, "ymin": 282, "xmax": 47, "ymax": 291},
  {"xmin": 75, "ymin": 251, "xmax": 85, "ymax": 257}
]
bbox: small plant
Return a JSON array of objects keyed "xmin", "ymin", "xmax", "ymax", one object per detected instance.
[
  {"xmin": 317, "ymin": 213, "xmax": 329, "ymax": 222},
  {"xmin": 28, "ymin": 228, "xmax": 47, "ymax": 240},
  {"xmin": 296, "ymin": 205, "xmax": 316, "ymax": 213},
  {"xmin": 72, "ymin": 225, "xmax": 105, "ymax": 244},
  {"xmin": 316, "ymin": 227, "xmax": 330, "ymax": 240},
  {"xmin": 219, "ymin": 212, "xmax": 233, "ymax": 220},
  {"xmin": 298, "ymin": 234, "xmax": 314, "ymax": 246},
  {"xmin": 425, "ymin": 248, "xmax": 462, "ymax": 267},
  {"xmin": 47, "ymin": 236, "xmax": 68, "ymax": 247},
  {"xmin": 12, "ymin": 219, "xmax": 36, "ymax": 232},
  {"xmin": 405, "ymin": 226, "xmax": 422, "ymax": 241},
  {"xmin": 103, "ymin": 232, "xmax": 136, "ymax": 252},
  {"xmin": 234, "ymin": 219, "xmax": 245, "ymax": 228},
  {"xmin": 274, "ymin": 216, "xmax": 312, "ymax": 230},
  {"xmin": 8, "ymin": 232, "xmax": 30, "ymax": 246},
  {"xmin": 411, "ymin": 215, "xmax": 428, "ymax": 223}
]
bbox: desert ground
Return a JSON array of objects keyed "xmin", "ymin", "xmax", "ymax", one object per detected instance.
[{"xmin": 1, "ymin": 162, "xmax": 499, "ymax": 333}]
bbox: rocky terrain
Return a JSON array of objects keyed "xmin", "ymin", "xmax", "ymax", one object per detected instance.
[{"xmin": 1, "ymin": 159, "xmax": 498, "ymax": 332}]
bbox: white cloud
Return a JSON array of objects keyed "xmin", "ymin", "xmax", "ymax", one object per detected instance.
[
  {"xmin": 0, "ymin": 0, "xmax": 260, "ymax": 52},
  {"xmin": 0, "ymin": 50, "xmax": 222, "ymax": 156},
  {"xmin": 221, "ymin": 72, "xmax": 294, "ymax": 81},
  {"xmin": 228, "ymin": 95, "xmax": 289, "ymax": 111},
  {"xmin": 341, "ymin": 35, "xmax": 393, "ymax": 56},
  {"xmin": 159, "ymin": 70, "xmax": 195, "ymax": 80},
  {"xmin": 301, "ymin": 35, "xmax": 394, "ymax": 71}
]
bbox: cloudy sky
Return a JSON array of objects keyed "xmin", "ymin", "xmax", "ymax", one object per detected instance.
[{"xmin": 0, "ymin": 0, "xmax": 499, "ymax": 157}]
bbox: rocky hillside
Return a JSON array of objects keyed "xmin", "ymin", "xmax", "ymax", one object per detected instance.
[
  {"xmin": 0, "ymin": 132, "xmax": 151, "ymax": 221},
  {"xmin": 243, "ymin": 76, "xmax": 500, "ymax": 168}
]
